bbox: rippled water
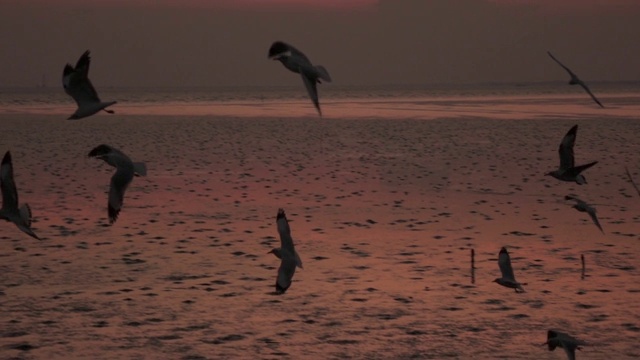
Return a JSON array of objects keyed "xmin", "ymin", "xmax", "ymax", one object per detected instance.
[{"xmin": 0, "ymin": 85, "xmax": 638, "ymax": 359}]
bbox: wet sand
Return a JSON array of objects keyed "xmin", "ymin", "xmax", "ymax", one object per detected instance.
[{"xmin": 0, "ymin": 96, "xmax": 639, "ymax": 359}]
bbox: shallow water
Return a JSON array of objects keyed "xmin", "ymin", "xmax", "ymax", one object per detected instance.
[{"xmin": 0, "ymin": 91, "xmax": 639, "ymax": 359}]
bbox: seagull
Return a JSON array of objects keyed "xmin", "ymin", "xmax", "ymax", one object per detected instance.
[
  {"xmin": 63, "ymin": 50, "xmax": 117, "ymax": 120},
  {"xmin": 546, "ymin": 124, "xmax": 597, "ymax": 185},
  {"xmin": 493, "ymin": 247, "xmax": 525, "ymax": 293},
  {"xmin": 88, "ymin": 144, "xmax": 146, "ymax": 224},
  {"xmin": 268, "ymin": 41, "xmax": 332, "ymax": 116},
  {"xmin": 269, "ymin": 208, "xmax": 303, "ymax": 269},
  {"xmin": 565, "ymin": 195, "xmax": 604, "ymax": 233},
  {"xmin": 270, "ymin": 208, "xmax": 301, "ymax": 294},
  {"xmin": 547, "ymin": 51, "xmax": 604, "ymax": 108},
  {"xmin": 0, "ymin": 151, "xmax": 40, "ymax": 240},
  {"xmin": 544, "ymin": 330, "xmax": 586, "ymax": 360}
]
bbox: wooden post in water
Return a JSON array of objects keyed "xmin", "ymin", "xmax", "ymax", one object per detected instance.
[
  {"xmin": 471, "ymin": 248, "xmax": 476, "ymax": 284},
  {"xmin": 581, "ymin": 254, "xmax": 586, "ymax": 280}
]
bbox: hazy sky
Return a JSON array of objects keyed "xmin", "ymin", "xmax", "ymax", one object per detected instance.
[{"xmin": 1, "ymin": 0, "xmax": 639, "ymax": 87}]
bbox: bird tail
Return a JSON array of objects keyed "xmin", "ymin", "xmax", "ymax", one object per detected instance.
[
  {"xmin": 133, "ymin": 162, "xmax": 147, "ymax": 177},
  {"xmin": 315, "ymin": 65, "xmax": 332, "ymax": 83}
]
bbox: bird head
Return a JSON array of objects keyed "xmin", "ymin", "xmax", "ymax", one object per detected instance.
[
  {"xmin": 87, "ymin": 144, "xmax": 113, "ymax": 158},
  {"xmin": 276, "ymin": 208, "xmax": 287, "ymax": 221},
  {"xmin": 268, "ymin": 41, "xmax": 291, "ymax": 60}
]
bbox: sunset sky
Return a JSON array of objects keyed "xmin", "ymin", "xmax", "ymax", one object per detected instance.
[{"xmin": 1, "ymin": 0, "xmax": 639, "ymax": 87}]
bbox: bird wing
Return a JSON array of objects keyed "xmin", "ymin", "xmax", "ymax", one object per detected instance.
[
  {"xmin": 547, "ymin": 51, "xmax": 578, "ymax": 79},
  {"xmin": 586, "ymin": 207, "xmax": 604, "ymax": 233},
  {"xmin": 565, "ymin": 161, "xmax": 598, "ymax": 178},
  {"xmin": 108, "ymin": 166, "xmax": 134, "ymax": 224},
  {"xmin": 62, "ymin": 50, "xmax": 101, "ymax": 105},
  {"xmin": 276, "ymin": 208, "xmax": 295, "ymax": 251},
  {"xmin": 564, "ymin": 194, "xmax": 585, "ymax": 205},
  {"xmin": 562, "ymin": 344, "xmax": 576, "ymax": 360},
  {"xmin": 578, "ymin": 81, "xmax": 604, "ymax": 108},
  {"xmin": 276, "ymin": 252, "xmax": 297, "ymax": 294},
  {"xmin": 625, "ymin": 167, "xmax": 640, "ymax": 196},
  {"xmin": 0, "ymin": 151, "xmax": 19, "ymax": 212},
  {"xmin": 558, "ymin": 125, "xmax": 578, "ymax": 170},
  {"xmin": 498, "ymin": 247, "xmax": 517, "ymax": 282},
  {"xmin": 15, "ymin": 205, "xmax": 40, "ymax": 240},
  {"xmin": 301, "ymin": 72, "xmax": 321, "ymax": 116}
]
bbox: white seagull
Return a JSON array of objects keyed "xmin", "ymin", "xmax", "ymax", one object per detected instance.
[
  {"xmin": 270, "ymin": 208, "xmax": 301, "ymax": 294},
  {"xmin": 546, "ymin": 124, "xmax": 597, "ymax": 185},
  {"xmin": 493, "ymin": 247, "xmax": 525, "ymax": 293},
  {"xmin": 0, "ymin": 151, "xmax": 40, "ymax": 240},
  {"xmin": 268, "ymin": 41, "xmax": 332, "ymax": 116},
  {"xmin": 565, "ymin": 195, "xmax": 604, "ymax": 233},
  {"xmin": 544, "ymin": 330, "xmax": 586, "ymax": 360},
  {"xmin": 547, "ymin": 51, "xmax": 604, "ymax": 108},
  {"xmin": 88, "ymin": 144, "xmax": 146, "ymax": 224},
  {"xmin": 63, "ymin": 50, "xmax": 117, "ymax": 120}
]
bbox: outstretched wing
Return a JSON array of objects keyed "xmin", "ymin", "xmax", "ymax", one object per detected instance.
[
  {"xmin": 275, "ymin": 254, "xmax": 297, "ymax": 294},
  {"xmin": 108, "ymin": 167, "xmax": 134, "ymax": 224},
  {"xmin": 625, "ymin": 167, "xmax": 640, "ymax": 196},
  {"xmin": 498, "ymin": 247, "xmax": 516, "ymax": 282},
  {"xmin": 586, "ymin": 207, "xmax": 604, "ymax": 233},
  {"xmin": 277, "ymin": 208, "xmax": 295, "ymax": 251},
  {"xmin": 1, "ymin": 151, "xmax": 19, "ymax": 212},
  {"xmin": 578, "ymin": 81, "xmax": 604, "ymax": 108},
  {"xmin": 301, "ymin": 72, "xmax": 321, "ymax": 116},
  {"xmin": 547, "ymin": 51, "xmax": 578, "ymax": 79},
  {"xmin": 558, "ymin": 125, "xmax": 577, "ymax": 170},
  {"xmin": 62, "ymin": 50, "xmax": 101, "ymax": 105},
  {"xmin": 565, "ymin": 161, "xmax": 597, "ymax": 178},
  {"xmin": 16, "ymin": 204, "xmax": 40, "ymax": 240}
]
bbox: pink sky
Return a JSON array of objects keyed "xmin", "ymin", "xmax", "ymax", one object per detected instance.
[
  {"xmin": 7, "ymin": 0, "xmax": 639, "ymax": 11},
  {"xmin": 1, "ymin": 0, "xmax": 639, "ymax": 87}
]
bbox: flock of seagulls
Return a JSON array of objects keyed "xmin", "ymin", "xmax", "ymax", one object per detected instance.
[{"xmin": 1, "ymin": 45, "xmax": 634, "ymax": 359}]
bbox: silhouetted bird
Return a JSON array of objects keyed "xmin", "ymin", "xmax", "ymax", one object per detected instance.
[
  {"xmin": 0, "ymin": 151, "xmax": 40, "ymax": 240},
  {"xmin": 63, "ymin": 50, "xmax": 116, "ymax": 119},
  {"xmin": 548, "ymin": 51, "xmax": 604, "ymax": 108},
  {"xmin": 546, "ymin": 125, "xmax": 597, "ymax": 185},
  {"xmin": 268, "ymin": 41, "xmax": 332, "ymax": 116},
  {"xmin": 88, "ymin": 144, "xmax": 146, "ymax": 224}
]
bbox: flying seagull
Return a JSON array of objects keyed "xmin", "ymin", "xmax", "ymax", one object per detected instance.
[
  {"xmin": 564, "ymin": 195, "xmax": 604, "ymax": 233},
  {"xmin": 493, "ymin": 247, "xmax": 525, "ymax": 293},
  {"xmin": 268, "ymin": 41, "xmax": 332, "ymax": 116},
  {"xmin": 0, "ymin": 151, "xmax": 40, "ymax": 240},
  {"xmin": 269, "ymin": 209, "xmax": 303, "ymax": 269},
  {"xmin": 546, "ymin": 124, "xmax": 597, "ymax": 185},
  {"xmin": 547, "ymin": 51, "xmax": 604, "ymax": 108},
  {"xmin": 544, "ymin": 330, "xmax": 586, "ymax": 360},
  {"xmin": 88, "ymin": 144, "xmax": 146, "ymax": 224},
  {"xmin": 270, "ymin": 208, "xmax": 301, "ymax": 294},
  {"xmin": 63, "ymin": 50, "xmax": 117, "ymax": 120}
]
